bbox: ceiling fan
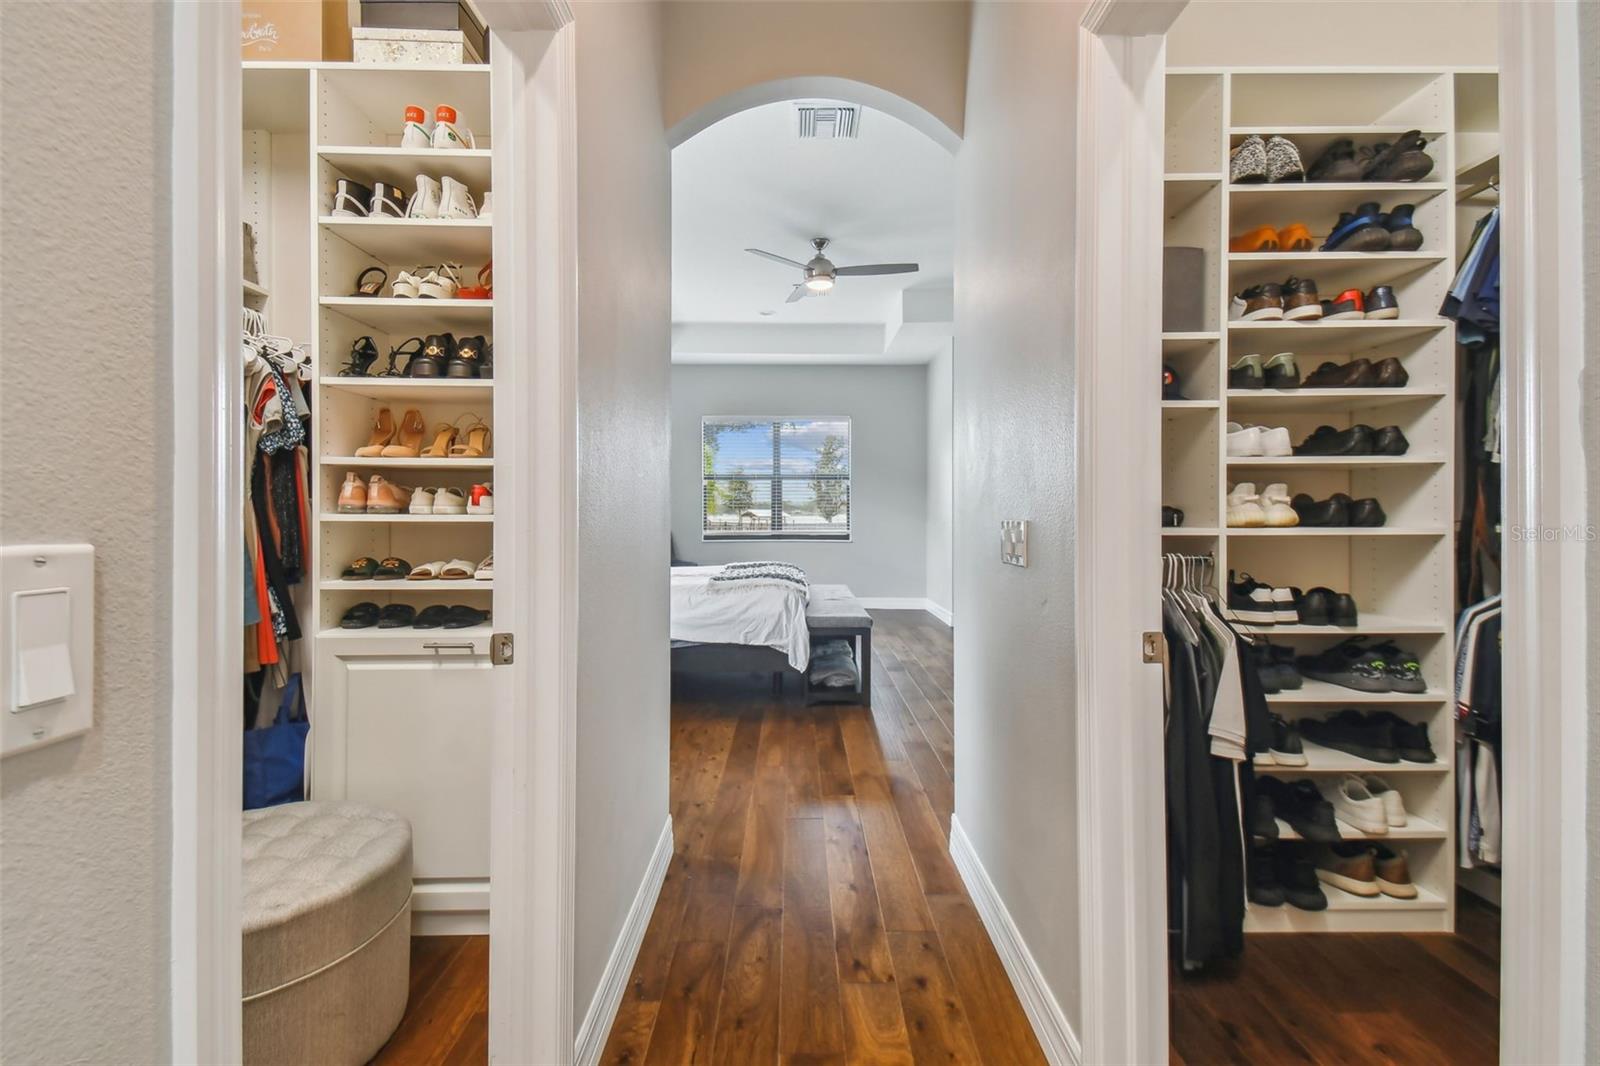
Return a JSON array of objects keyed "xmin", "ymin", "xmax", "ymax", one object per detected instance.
[{"xmin": 745, "ymin": 237, "xmax": 919, "ymax": 303}]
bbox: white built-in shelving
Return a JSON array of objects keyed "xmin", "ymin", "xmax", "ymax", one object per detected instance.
[{"xmin": 1162, "ymin": 67, "xmax": 1497, "ymax": 934}]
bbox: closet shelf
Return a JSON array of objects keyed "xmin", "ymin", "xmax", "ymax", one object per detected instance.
[
  {"xmin": 320, "ymin": 578, "xmax": 493, "ymax": 591},
  {"xmin": 1265, "ymin": 681, "xmax": 1449, "ymax": 705},
  {"xmin": 1227, "ymin": 320, "xmax": 1447, "ymax": 346},
  {"xmin": 319, "ymin": 216, "xmax": 492, "ymax": 261},
  {"xmin": 318, "ymin": 145, "xmax": 492, "ymax": 188},
  {"xmin": 1161, "ymin": 332, "xmax": 1221, "ymax": 358},
  {"xmin": 1254, "ymin": 738, "xmax": 1448, "ymax": 775},
  {"xmin": 1228, "ymin": 252, "xmax": 1448, "ymax": 264},
  {"xmin": 1241, "ymin": 613, "xmax": 1446, "ymax": 636},
  {"xmin": 1226, "ymin": 388, "xmax": 1446, "ymax": 413},
  {"xmin": 319, "ymin": 456, "xmax": 494, "ymax": 470},
  {"xmin": 1162, "ymin": 527, "xmax": 1220, "ymax": 538},
  {"xmin": 1247, "ymin": 883, "xmax": 1446, "ymax": 921},
  {"xmin": 1226, "ymin": 527, "xmax": 1447, "ymax": 538},
  {"xmin": 244, "ymin": 279, "xmax": 270, "ymax": 300},
  {"xmin": 320, "ymin": 513, "xmax": 494, "ymax": 524},
  {"xmin": 320, "ymin": 296, "xmax": 494, "ymax": 331},
  {"xmin": 317, "ymin": 623, "xmax": 493, "ymax": 641},
  {"xmin": 1229, "ymin": 126, "xmax": 1447, "ymax": 138},
  {"xmin": 1273, "ymin": 813, "xmax": 1445, "ymax": 842},
  {"xmin": 1225, "ymin": 455, "xmax": 1445, "ymax": 468},
  {"xmin": 1164, "ymin": 172, "xmax": 1223, "ymax": 182},
  {"xmin": 320, "ymin": 377, "xmax": 493, "ymax": 402},
  {"xmin": 1164, "ymin": 174, "xmax": 1221, "ymax": 215},
  {"xmin": 1162, "ymin": 399, "xmax": 1218, "ymax": 411}
]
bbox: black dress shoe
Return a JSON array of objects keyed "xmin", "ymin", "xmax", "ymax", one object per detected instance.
[
  {"xmin": 411, "ymin": 333, "xmax": 456, "ymax": 378},
  {"xmin": 1295, "ymin": 424, "xmax": 1374, "ymax": 456},
  {"xmin": 1302, "ymin": 358, "xmax": 1375, "ymax": 389},
  {"xmin": 1330, "ymin": 593, "xmax": 1359, "ymax": 625},
  {"xmin": 1365, "ymin": 284, "xmax": 1400, "ymax": 319},
  {"xmin": 1348, "ymin": 498, "xmax": 1388, "ymax": 527},
  {"xmin": 1373, "ymin": 357, "xmax": 1410, "ymax": 388},
  {"xmin": 1162, "ymin": 506, "xmax": 1185, "ymax": 528},
  {"xmin": 1373, "ymin": 425, "xmax": 1410, "ymax": 455},
  {"xmin": 1296, "ymin": 586, "xmax": 1334, "ymax": 624},
  {"xmin": 1292, "ymin": 493, "xmax": 1349, "ymax": 526}
]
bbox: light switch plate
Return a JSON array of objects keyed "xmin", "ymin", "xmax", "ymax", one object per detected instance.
[
  {"xmin": 2, "ymin": 545, "xmax": 95, "ymax": 757},
  {"xmin": 1001, "ymin": 520, "xmax": 1029, "ymax": 567}
]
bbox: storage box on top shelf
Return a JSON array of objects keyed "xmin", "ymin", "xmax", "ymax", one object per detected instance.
[
  {"xmin": 242, "ymin": 1, "xmax": 353, "ymax": 61},
  {"xmin": 359, "ymin": 0, "xmax": 486, "ymax": 62}
]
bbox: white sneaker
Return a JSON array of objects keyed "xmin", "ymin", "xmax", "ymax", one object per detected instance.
[
  {"xmin": 1260, "ymin": 483, "xmax": 1300, "ymax": 528},
  {"xmin": 1226, "ymin": 422, "xmax": 1264, "ymax": 457},
  {"xmin": 478, "ymin": 191, "xmax": 493, "ymax": 221},
  {"xmin": 474, "ymin": 554, "xmax": 494, "ymax": 580},
  {"xmin": 431, "ymin": 105, "xmax": 476, "ymax": 149},
  {"xmin": 407, "ymin": 175, "xmax": 442, "ymax": 219},
  {"xmin": 418, "ymin": 263, "xmax": 461, "ymax": 299},
  {"xmin": 1269, "ymin": 584, "xmax": 1299, "ymax": 622},
  {"xmin": 1226, "ymin": 482, "xmax": 1267, "ymax": 527},
  {"xmin": 432, "ymin": 487, "xmax": 467, "ymax": 515},
  {"xmin": 401, "ymin": 105, "xmax": 433, "ymax": 149},
  {"xmin": 331, "ymin": 179, "xmax": 371, "ymax": 218},
  {"xmin": 1333, "ymin": 776, "xmax": 1389, "ymax": 835},
  {"xmin": 438, "ymin": 176, "xmax": 478, "ymax": 220},
  {"xmin": 392, "ymin": 268, "xmax": 427, "ymax": 298},
  {"xmin": 1361, "ymin": 775, "xmax": 1407, "ymax": 827},
  {"xmin": 1257, "ymin": 426, "xmax": 1293, "ymax": 457},
  {"xmin": 409, "ymin": 487, "xmax": 436, "ymax": 515}
]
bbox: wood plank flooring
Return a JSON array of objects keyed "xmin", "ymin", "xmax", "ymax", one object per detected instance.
[
  {"xmin": 602, "ymin": 609, "xmax": 1044, "ymax": 1065},
  {"xmin": 367, "ymin": 608, "xmax": 1501, "ymax": 1066}
]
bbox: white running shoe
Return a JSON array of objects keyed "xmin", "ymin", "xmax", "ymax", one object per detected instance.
[
  {"xmin": 1226, "ymin": 421, "xmax": 1264, "ymax": 457},
  {"xmin": 1257, "ymin": 426, "xmax": 1293, "ymax": 457},
  {"xmin": 438, "ymin": 176, "xmax": 478, "ymax": 220},
  {"xmin": 431, "ymin": 105, "xmax": 476, "ymax": 149},
  {"xmin": 418, "ymin": 264, "xmax": 461, "ymax": 299},
  {"xmin": 1361, "ymin": 775, "xmax": 1408, "ymax": 827},
  {"xmin": 1333, "ymin": 776, "xmax": 1390, "ymax": 835},
  {"xmin": 1226, "ymin": 482, "xmax": 1267, "ymax": 527},
  {"xmin": 407, "ymin": 175, "xmax": 442, "ymax": 219},
  {"xmin": 1260, "ymin": 483, "xmax": 1300, "ymax": 528},
  {"xmin": 401, "ymin": 105, "xmax": 433, "ymax": 149}
]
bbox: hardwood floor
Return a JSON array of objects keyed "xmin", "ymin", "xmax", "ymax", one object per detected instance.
[
  {"xmin": 601, "ymin": 609, "xmax": 1045, "ymax": 1065},
  {"xmin": 368, "ymin": 607, "xmax": 1502, "ymax": 1065}
]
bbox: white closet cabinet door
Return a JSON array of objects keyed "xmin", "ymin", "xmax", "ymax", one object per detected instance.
[{"xmin": 311, "ymin": 637, "xmax": 492, "ymax": 882}]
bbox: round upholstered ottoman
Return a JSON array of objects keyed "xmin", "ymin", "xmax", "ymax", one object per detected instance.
[{"xmin": 242, "ymin": 801, "xmax": 413, "ymax": 1066}]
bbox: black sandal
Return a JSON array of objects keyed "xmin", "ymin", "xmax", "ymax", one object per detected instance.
[
  {"xmin": 377, "ymin": 604, "xmax": 417, "ymax": 629},
  {"xmin": 339, "ymin": 336, "xmax": 380, "ymax": 377},
  {"xmin": 382, "ymin": 337, "xmax": 424, "ymax": 377},
  {"xmin": 351, "ymin": 266, "xmax": 388, "ymax": 297},
  {"xmin": 339, "ymin": 602, "xmax": 380, "ymax": 629},
  {"xmin": 443, "ymin": 605, "xmax": 490, "ymax": 630},
  {"xmin": 413, "ymin": 605, "xmax": 451, "ymax": 629}
]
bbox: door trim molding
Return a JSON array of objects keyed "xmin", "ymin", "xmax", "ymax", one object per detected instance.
[
  {"xmin": 169, "ymin": 2, "xmax": 244, "ymax": 1061},
  {"xmin": 1497, "ymin": 3, "xmax": 1590, "ymax": 1060},
  {"xmin": 1071, "ymin": 9, "xmax": 1180, "ymax": 1064}
]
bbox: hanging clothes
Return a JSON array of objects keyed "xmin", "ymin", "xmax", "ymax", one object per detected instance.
[
  {"xmin": 1445, "ymin": 207, "xmax": 1503, "ymax": 605},
  {"xmin": 1455, "ymin": 596, "xmax": 1503, "ymax": 869}
]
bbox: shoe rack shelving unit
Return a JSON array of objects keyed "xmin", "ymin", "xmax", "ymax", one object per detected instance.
[
  {"xmin": 244, "ymin": 61, "xmax": 498, "ymax": 933},
  {"xmin": 1162, "ymin": 68, "xmax": 1497, "ymax": 934}
]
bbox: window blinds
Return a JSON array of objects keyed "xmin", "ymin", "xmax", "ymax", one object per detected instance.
[{"xmin": 700, "ymin": 416, "xmax": 851, "ymax": 538}]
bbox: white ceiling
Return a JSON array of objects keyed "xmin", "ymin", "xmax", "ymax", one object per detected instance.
[{"xmin": 671, "ymin": 99, "xmax": 955, "ymax": 350}]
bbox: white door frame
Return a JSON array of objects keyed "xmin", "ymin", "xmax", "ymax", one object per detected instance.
[
  {"xmin": 1072, "ymin": 1, "xmax": 1590, "ymax": 1063},
  {"xmin": 169, "ymin": 5, "xmax": 579, "ymax": 1064}
]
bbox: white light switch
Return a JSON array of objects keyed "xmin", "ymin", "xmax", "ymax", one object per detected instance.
[
  {"xmin": 1001, "ymin": 520, "xmax": 1029, "ymax": 567},
  {"xmin": 2, "ymin": 545, "xmax": 94, "ymax": 756}
]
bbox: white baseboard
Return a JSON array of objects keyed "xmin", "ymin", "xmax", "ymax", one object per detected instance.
[
  {"xmin": 575, "ymin": 815, "xmax": 674, "ymax": 1066},
  {"xmin": 858, "ymin": 597, "xmax": 954, "ymax": 626},
  {"xmin": 948, "ymin": 815, "xmax": 1080, "ymax": 1065}
]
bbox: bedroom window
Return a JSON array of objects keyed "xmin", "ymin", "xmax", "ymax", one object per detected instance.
[{"xmin": 701, "ymin": 416, "xmax": 851, "ymax": 540}]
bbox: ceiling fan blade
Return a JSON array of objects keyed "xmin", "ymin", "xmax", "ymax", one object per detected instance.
[
  {"xmin": 785, "ymin": 283, "xmax": 807, "ymax": 303},
  {"xmin": 834, "ymin": 262, "xmax": 920, "ymax": 276},
  {"xmin": 747, "ymin": 248, "xmax": 808, "ymax": 270}
]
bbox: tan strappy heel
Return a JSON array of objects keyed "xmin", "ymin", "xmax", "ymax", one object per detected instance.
[
  {"xmin": 421, "ymin": 423, "xmax": 458, "ymax": 458},
  {"xmin": 354, "ymin": 407, "xmax": 396, "ymax": 457},
  {"xmin": 449, "ymin": 420, "xmax": 492, "ymax": 458},
  {"xmin": 381, "ymin": 408, "xmax": 427, "ymax": 457}
]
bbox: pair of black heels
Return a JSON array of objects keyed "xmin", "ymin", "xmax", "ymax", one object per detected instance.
[{"xmin": 338, "ymin": 334, "xmax": 494, "ymax": 379}]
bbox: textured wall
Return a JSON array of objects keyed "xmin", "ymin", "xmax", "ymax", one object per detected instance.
[
  {"xmin": 0, "ymin": 2, "xmax": 173, "ymax": 1062},
  {"xmin": 670, "ymin": 364, "xmax": 931, "ymax": 598},
  {"xmin": 954, "ymin": 0, "xmax": 1088, "ymax": 1035},
  {"xmin": 1582, "ymin": 2, "xmax": 1600, "ymax": 1056},
  {"xmin": 1168, "ymin": 1, "xmax": 1498, "ymax": 67},
  {"xmin": 925, "ymin": 341, "xmax": 955, "ymax": 616},
  {"xmin": 573, "ymin": 0, "xmax": 674, "ymax": 1035}
]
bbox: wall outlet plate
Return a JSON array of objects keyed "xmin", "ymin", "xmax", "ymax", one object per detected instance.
[{"xmin": 1001, "ymin": 520, "xmax": 1029, "ymax": 567}]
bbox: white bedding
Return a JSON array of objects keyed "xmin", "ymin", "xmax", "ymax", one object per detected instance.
[{"xmin": 670, "ymin": 565, "xmax": 810, "ymax": 670}]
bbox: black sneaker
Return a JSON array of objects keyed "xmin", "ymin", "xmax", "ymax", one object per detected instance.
[
  {"xmin": 1228, "ymin": 354, "xmax": 1266, "ymax": 389},
  {"xmin": 1297, "ymin": 639, "xmax": 1393, "ymax": 692},
  {"xmin": 1247, "ymin": 790, "xmax": 1279, "ymax": 840},
  {"xmin": 1162, "ymin": 505, "xmax": 1185, "ymax": 528},
  {"xmin": 1228, "ymin": 571, "xmax": 1279, "ymax": 625},
  {"xmin": 1365, "ymin": 284, "xmax": 1400, "ymax": 319},
  {"xmin": 1329, "ymin": 592, "xmax": 1360, "ymax": 626},
  {"xmin": 1370, "ymin": 711, "xmax": 1436, "ymax": 763},
  {"xmin": 1251, "ymin": 644, "xmax": 1282, "ymax": 694},
  {"xmin": 1267, "ymin": 713, "xmax": 1307, "ymax": 765},
  {"xmin": 1249, "ymin": 845, "xmax": 1286, "ymax": 906},
  {"xmin": 1273, "ymin": 843, "xmax": 1329, "ymax": 910},
  {"xmin": 1270, "ymin": 646, "xmax": 1303, "ymax": 689},
  {"xmin": 1263, "ymin": 352, "xmax": 1300, "ymax": 388},
  {"xmin": 1367, "ymin": 642, "xmax": 1427, "ymax": 693},
  {"xmin": 1301, "ymin": 708, "xmax": 1399, "ymax": 763},
  {"xmin": 1295, "ymin": 586, "xmax": 1334, "ymax": 624},
  {"xmin": 1261, "ymin": 778, "xmax": 1342, "ymax": 842}
]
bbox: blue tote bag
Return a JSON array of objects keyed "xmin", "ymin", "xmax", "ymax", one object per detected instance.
[{"xmin": 244, "ymin": 673, "xmax": 309, "ymax": 809}]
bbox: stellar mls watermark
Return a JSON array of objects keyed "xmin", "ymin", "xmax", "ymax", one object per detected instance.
[{"xmin": 1506, "ymin": 524, "xmax": 1598, "ymax": 542}]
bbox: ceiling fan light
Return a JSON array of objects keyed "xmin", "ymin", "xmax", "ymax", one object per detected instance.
[{"xmin": 804, "ymin": 274, "xmax": 834, "ymax": 293}]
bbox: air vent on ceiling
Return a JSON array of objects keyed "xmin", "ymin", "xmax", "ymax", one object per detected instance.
[{"xmin": 796, "ymin": 104, "xmax": 860, "ymax": 140}]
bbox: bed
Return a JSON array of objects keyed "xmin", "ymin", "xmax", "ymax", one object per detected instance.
[{"xmin": 669, "ymin": 560, "xmax": 873, "ymax": 704}]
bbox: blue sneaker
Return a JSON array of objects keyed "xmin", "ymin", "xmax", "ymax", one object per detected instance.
[{"xmin": 1321, "ymin": 202, "xmax": 1390, "ymax": 251}]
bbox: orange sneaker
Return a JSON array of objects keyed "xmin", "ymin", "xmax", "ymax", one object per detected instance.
[
  {"xmin": 1275, "ymin": 223, "xmax": 1315, "ymax": 252},
  {"xmin": 1229, "ymin": 225, "xmax": 1281, "ymax": 253}
]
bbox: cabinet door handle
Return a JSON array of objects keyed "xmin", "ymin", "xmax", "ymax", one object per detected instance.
[{"xmin": 422, "ymin": 641, "xmax": 477, "ymax": 653}]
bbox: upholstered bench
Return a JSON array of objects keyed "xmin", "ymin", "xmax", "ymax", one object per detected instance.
[
  {"xmin": 242, "ymin": 801, "xmax": 413, "ymax": 1066},
  {"xmin": 805, "ymin": 584, "xmax": 874, "ymax": 704}
]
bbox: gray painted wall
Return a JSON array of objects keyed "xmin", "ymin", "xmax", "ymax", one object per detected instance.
[
  {"xmin": 926, "ymin": 342, "xmax": 955, "ymax": 616},
  {"xmin": 670, "ymin": 364, "xmax": 931, "ymax": 599},
  {"xmin": 573, "ymin": 0, "xmax": 673, "ymax": 1034},
  {"xmin": 954, "ymin": 0, "xmax": 1088, "ymax": 1035},
  {"xmin": 0, "ymin": 2, "xmax": 172, "ymax": 1061},
  {"xmin": 1582, "ymin": 2, "xmax": 1600, "ymax": 1056}
]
